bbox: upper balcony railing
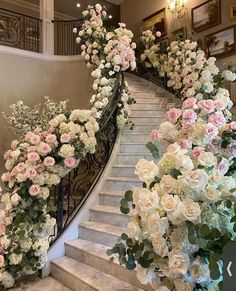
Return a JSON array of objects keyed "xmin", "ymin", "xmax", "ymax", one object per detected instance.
[{"xmin": 0, "ymin": 8, "xmax": 42, "ymax": 53}]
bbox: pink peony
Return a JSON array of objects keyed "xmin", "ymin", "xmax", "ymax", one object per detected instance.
[
  {"xmin": 36, "ymin": 164, "xmax": 46, "ymax": 173},
  {"xmin": 38, "ymin": 143, "xmax": 52, "ymax": 155},
  {"xmin": 45, "ymin": 134, "xmax": 57, "ymax": 144},
  {"xmin": 218, "ymin": 158, "xmax": 229, "ymax": 175},
  {"xmin": 208, "ymin": 111, "xmax": 226, "ymax": 128},
  {"xmin": 29, "ymin": 134, "xmax": 41, "ymax": 145},
  {"xmin": 182, "ymin": 109, "xmax": 197, "ymax": 125},
  {"xmin": 60, "ymin": 134, "xmax": 71, "ymax": 143},
  {"xmin": 178, "ymin": 138, "xmax": 192, "ymax": 149},
  {"xmin": 27, "ymin": 152, "xmax": 40, "ymax": 162},
  {"xmin": 26, "ymin": 168, "xmax": 38, "ymax": 180},
  {"xmin": 198, "ymin": 100, "xmax": 215, "ymax": 114},
  {"xmin": 16, "ymin": 162, "xmax": 26, "ymax": 173},
  {"xmin": 150, "ymin": 129, "xmax": 163, "ymax": 141},
  {"xmin": 192, "ymin": 147, "xmax": 204, "ymax": 160},
  {"xmin": 183, "ymin": 97, "xmax": 197, "ymax": 109},
  {"xmin": 165, "ymin": 108, "xmax": 182, "ymax": 124},
  {"xmin": 43, "ymin": 156, "xmax": 55, "ymax": 167},
  {"xmin": 29, "ymin": 184, "xmax": 41, "ymax": 196},
  {"xmin": 64, "ymin": 157, "xmax": 77, "ymax": 168},
  {"xmin": 27, "ymin": 146, "xmax": 36, "ymax": 153},
  {"xmin": 204, "ymin": 123, "xmax": 219, "ymax": 140},
  {"xmin": 214, "ymin": 100, "xmax": 226, "ymax": 111},
  {"xmin": 0, "ymin": 255, "xmax": 4, "ymax": 267}
]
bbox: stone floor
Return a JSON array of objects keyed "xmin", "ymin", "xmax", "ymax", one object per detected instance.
[{"xmin": 10, "ymin": 276, "xmax": 70, "ymax": 291}]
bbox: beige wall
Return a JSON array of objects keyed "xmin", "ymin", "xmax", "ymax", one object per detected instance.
[{"xmin": 0, "ymin": 51, "xmax": 92, "ymax": 173}]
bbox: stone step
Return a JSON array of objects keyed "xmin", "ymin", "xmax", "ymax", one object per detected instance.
[
  {"xmin": 51, "ymin": 256, "xmax": 143, "ymax": 291},
  {"xmin": 89, "ymin": 205, "xmax": 130, "ymax": 227},
  {"xmin": 120, "ymin": 143, "xmax": 148, "ymax": 153},
  {"xmin": 99, "ymin": 191, "xmax": 124, "ymax": 207},
  {"xmin": 130, "ymin": 110, "xmax": 165, "ymax": 117},
  {"xmin": 129, "ymin": 116, "xmax": 165, "ymax": 125},
  {"xmin": 116, "ymin": 153, "xmax": 153, "ymax": 165},
  {"xmin": 104, "ymin": 176, "xmax": 141, "ymax": 191},
  {"xmin": 65, "ymin": 239, "xmax": 150, "ymax": 290},
  {"xmin": 122, "ymin": 125, "xmax": 159, "ymax": 133},
  {"xmin": 121, "ymin": 133, "xmax": 150, "ymax": 143},
  {"xmin": 132, "ymin": 98, "xmax": 164, "ymax": 104},
  {"xmin": 112, "ymin": 164, "xmax": 135, "ymax": 177},
  {"xmin": 131, "ymin": 103, "xmax": 166, "ymax": 111},
  {"xmin": 79, "ymin": 221, "xmax": 124, "ymax": 247}
]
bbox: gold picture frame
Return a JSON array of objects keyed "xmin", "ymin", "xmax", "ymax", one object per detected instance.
[
  {"xmin": 142, "ymin": 8, "xmax": 167, "ymax": 36},
  {"xmin": 230, "ymin": 3, "xmax": 236, "ymax": 20}
]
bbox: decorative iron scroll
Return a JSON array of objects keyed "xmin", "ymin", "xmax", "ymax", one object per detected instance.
[
  {"xmin": 0, "ymin": 8, "xmax": 42, "ymax": 53},
  {"xmin": 50, "ymin": 73, "xmax": 124, "ymax": 242}
]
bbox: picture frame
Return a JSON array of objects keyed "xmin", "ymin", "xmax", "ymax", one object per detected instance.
[
  {"xmin": 230, "ymin": 3, "xmax": 236, "ymax": 20},
  {"xmin": 205, "ymin": 25, "xmax": 236, "ymax": 58},
  {"xmin": 192, "ymin": 0, "xmax": 221, "ymax": 33},
  {"xmin": 159, "ymin": 37, "xmax": 169, "ymax": 53},
  {"xmin": 142, "ymin": 8, "xmax": 167, "ymax": 36},
  {"xmin": 172, "ymin": 27, "xmax": 187, "ymax": 41}
]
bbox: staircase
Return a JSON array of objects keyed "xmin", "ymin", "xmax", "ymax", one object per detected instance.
[{"xmin": 49, "ymin": 74, "xmax": 176, "ymax": 291}]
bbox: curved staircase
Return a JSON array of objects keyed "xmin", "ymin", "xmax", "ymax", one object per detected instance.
[{"xmin": 49, "ymin": 74, "xmax": 177, "ymax": 291}]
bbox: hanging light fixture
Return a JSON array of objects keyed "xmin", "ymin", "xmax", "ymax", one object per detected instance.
[{"xmin": 167, "ymin": 0, "xmax": 188, "ymax": 20}]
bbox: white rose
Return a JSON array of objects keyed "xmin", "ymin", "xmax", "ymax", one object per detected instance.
[
  {"xmin": 11, "ymin": 193, "xmax": 21, "ymax": 206},
  {"xmin": 174, "ymin": 278, "xmax": 193, "ymax": 291},
  {"xmin": 151, "ymin": 234, "xmax": 168, "ymax": 257},
  {"xmin": 59, "ymin": 145, "xmax": 75, "ymax": 158},
  {"xmin": 127, "ymin": 220, "xmax": 141, "ymax": 240},
  {"xmin": 9, "ymin": 253, "xmax": 23, "ymax": 265},
  {"xmin": 159, "ymin": 121, "xmax": 179, "ymax": 141},
  {"xmin": 147, "ymin": 212, "xmax": 168, "ymax": 236},
  {"xmin": 190, "ymin": 257, "xmax": 211, "ymax": 284},
  {"xmin": 198, "ymin": 152, "xmax": 217, "ymax": 168},
  {"xmin": 182, "ymin": 199, "xmax": 201, "ymax": 224},
  {"xmin": 183, "ymin": 169, "xmax": 208, "ymax": 191},
  {"xmin": 1, "ymin": 272, "xmax": 14, "ymax": 288},
  {"xmin": 176, "ymin": 154, "xmax": 194, "ymax": 173},
  {"xmin": 168, "ymin": 250, "xmax": 190, "ymax": 275},
  {"xmin": 135, "ymin": 188, "xmax": 160, "ymax": 212},
  {"xmin": 135, "ymin": 159, "xmax": 159, "ymax": 182},
  {"xmin": 165, "ymin": 143, "xmax": 182, "ymax": 157},
  {"xmin": 136, "ymin": 266, "xmax": 156, "ymax": 285},
  {"xmin": 205, "ymin": 186, "xmax": 221, "ymax": 202},
  {"xmin": 158, "ymin": 175, "xmax": 177, "ymax": 195}
]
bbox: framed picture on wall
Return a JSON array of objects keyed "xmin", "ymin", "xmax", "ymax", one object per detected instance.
[
  {"xmin": 159, "ymin": 37, "xmax": 169, "ymax": 53},
  {"xmin": 192, "ymin": 0, "xmax": 221, "ymax": 33},
  {"xmin": 205, "ymin": 25, "xmax": 236, "ymax": 58},
  {"xmin": 142, "ymin": 8, "xmax": 167, "ymax": 36},
  {"xmin": 230, "ymin": 4, "xmax": 236, "ymax": 20},
  {"xmin": 172, "ymin": 27, "xmax": 187, "ymax": 41}
]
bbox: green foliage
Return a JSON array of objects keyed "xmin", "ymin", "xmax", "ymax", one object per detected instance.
[
  {"xmin": 120, "ymin": 190, "xmax": 134, "ymax": 214},
  {"xmin": 146, "ymin": 142, "xmax": 160, "ymax": 159}
]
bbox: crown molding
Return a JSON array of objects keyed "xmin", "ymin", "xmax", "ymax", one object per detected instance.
[{"xmin": 1, "ymin": 0, "xmax": 75, "ymax": 20}]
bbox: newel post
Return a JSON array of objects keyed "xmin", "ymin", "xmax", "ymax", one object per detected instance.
[{"xmin": 40, "ymin": 0, "xmax": 54, "ymax": 55}]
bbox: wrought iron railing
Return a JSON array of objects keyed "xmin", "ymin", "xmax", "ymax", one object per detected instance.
[
  {"xmin": 50, "ymin": 73, "xmax": 124, "ymax": 243},
  {"xmin": 0, "ymin": 8, "xmax": 42, "ymax": 53},
  {"xmin": 53, "ymin": 19, "xmax": 83, "ymax": 55}
]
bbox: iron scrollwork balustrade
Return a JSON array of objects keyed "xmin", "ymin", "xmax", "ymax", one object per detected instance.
[
  {"xmin": 0, "ymin": 8, "xmax": 42, "ymax": 53},
  {"xmin": 52, "ymin": 19, "xmax": 83, "ymax": 56},
  {"xmin": 50, "ymin": 73, "xmax": 124, "ymax": 243}
]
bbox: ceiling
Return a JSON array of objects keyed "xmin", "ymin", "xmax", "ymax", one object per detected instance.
[{"xmin": 106, "ymin": 0, "xmax": 125, "ymax": 4}]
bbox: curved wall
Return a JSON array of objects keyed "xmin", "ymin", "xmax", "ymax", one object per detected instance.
[{"xmin": 0, "ymin": 47, "xmax": 93, "ymax": 174}]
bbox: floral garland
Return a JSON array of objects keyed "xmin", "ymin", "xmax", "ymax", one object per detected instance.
[
  {"xmin": 0, "ymin": 4, "xmax": 136, "ymax": 289},
  {"xmin": 108, "ymin": 39, "xmax": 236, "ymax": 291}
]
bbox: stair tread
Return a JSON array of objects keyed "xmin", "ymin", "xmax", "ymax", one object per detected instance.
[
  {"xmin": 106, "ymin": 176, "xmax": 139, "ymax": 182},
  {"xmin": 100, "ymin": 190, "xmax": 124, "ymax": 197},
  {"xmin": 52, "ymin": 257, "xmax": 143, "ymax": 291},
  {"xmin": 118, "ymin": 152, "xmax": 152, "ymax": 156},
  {"xmin": 80, "ymin": 221, "xmax": 125, "ymax": 236},
  {"xmin": 113, "ymin": 164, "xmax": 136, "ymax": 168},
  {"xmin": 90, "ymin": 205, "xmax": 130, "ymax": 216}
]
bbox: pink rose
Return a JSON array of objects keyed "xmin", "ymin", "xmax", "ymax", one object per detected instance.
[
  {"xmin": 102, "ymin": 11, "xmax": 107, "ymax": 17},
  {"xmin": 60, "ymin": 134, "xmax": 71, "ymax": 143},
  {"xmin": 182, "ymin": 123, "xmax": 192, "ymax": 133},
  {"xmin": 114, "ymin": 65, "xmax": 120, "ymax": 72},
  {"xmin": 36, "ymin": 164, "xmax": 46, "ymax": 173},
  {"xmin": 48, "ymin": 127, "xmax": 55, "ymax": 134},
  {"xmin": 38, "ymin": 143, "xmax": 52, "ymax": 155},
  {"xmin": 204, "ymin": 123, "xmax": 219, "ymax": 140},
  {"xmin": 4, "ymin": 150, "xmax": 12, "ymax": 160},
  {"xmin": 198, "ymin": 100, "xmax": 215, "ymax": 115},
  {"xmin": 45, "ymin": 134, "xmax": 57, "ymax": 144},
  {"xmin": 29, "ymin": 134, "xmax": 41, "ymax": 145},
  {"xmin": 26, "ymin": 168, "xmax": 38, "ymax": 180},
  {"xmin": 178, "ymin": 138, "xmax": 192, "ymax": 149},
  {"xmin": 11, "ymin": 167, "xmax": 18, "ymax": 176},
  {"xmin": 34, "ymin": 127, "xmax": 41, "ymax": 135},
  {"xmin": 1, "ymin": 172, "xmax": 11, "ymax": 182},
  {"xmin": 183, "ymin": 97, "xmax": 197, "ymax": 109},
  {"xmin": 43, "ymin": 157, "xmax": 55, "ymax": 167},
  {"xmin": 214, "ymin": 100, "xmax": 226, "ymax": 111},
  {"xmin": 192, "ymin": 147, "xmax": 204, "ymax": 160},
  {"xmin": 64, "ymin": 157, "xmax": 77, "ymax": 168},
  {"xmin": 0, "ymin": 255, "xmax": 4, "ymax": 267},
  {"xmin": 27, "ymin": 152, "xmax": 40, "ymax": 162},
  {"xmin": 49, "ymin": 118, "xmax": 59, "ymax": 127},
  {"xmin": 230, "ymin": 122, "xmax": 236, "ymax": 131},
  {"xmin": 25, "ymin": 131, "xmax": 33, "ymax": 142},
  {"xmin": 29, "ymin": 185, "xmax": 41, "ymax": 196},
  {"xmin": 218, "ymin": 158, "xmax": 229, "ymax": 175},
  {"xmin": 165, "ymin": 108, "xmax": 182, "ymax": 123},
  {"xmin": 182, "ymin": 109, "xmax": 197, "ymax": 125},
  {"xmin": 16, "ymin": 162, "xmax": 26, "ymax": 173},
  {"xmin": 0, "ymin": 224, "xmax": 6, "ymax": 235},
  {"xmin": 208, "ymin": 111, "xmax": 226, "ymax": 128},
  {"xmin": 150, "ymin": 129, "xmax": 163, "ymax": 141},
  {"xmin": 27, "ymin": 146, "xmax": 36, "ymax": 153}
]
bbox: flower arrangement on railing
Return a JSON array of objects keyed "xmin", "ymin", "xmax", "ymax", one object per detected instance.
[
  {"xmin": 108, "ymin": 40, "xmax": 236, "ymax": 291},
  {"xmin": 0, "ymin": 4, "xmax": 136, "ymax": 289}
]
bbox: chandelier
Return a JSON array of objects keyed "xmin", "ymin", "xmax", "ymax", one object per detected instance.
[{"xmin": 167, "ymin": 0, "xmax": 188, "ymax": 20}]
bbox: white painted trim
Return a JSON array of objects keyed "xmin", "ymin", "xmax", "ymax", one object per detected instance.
[
  {"xmin": 1, "ymin": 0, "xmax": 76, "ymax": 20},
  {"xmin": 41, "ymin": 132, "xmax": 122, "ymax": 277},
  {"xmin": 0, "ymin": 45, "xmax": 83, "ymax": 62}
]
